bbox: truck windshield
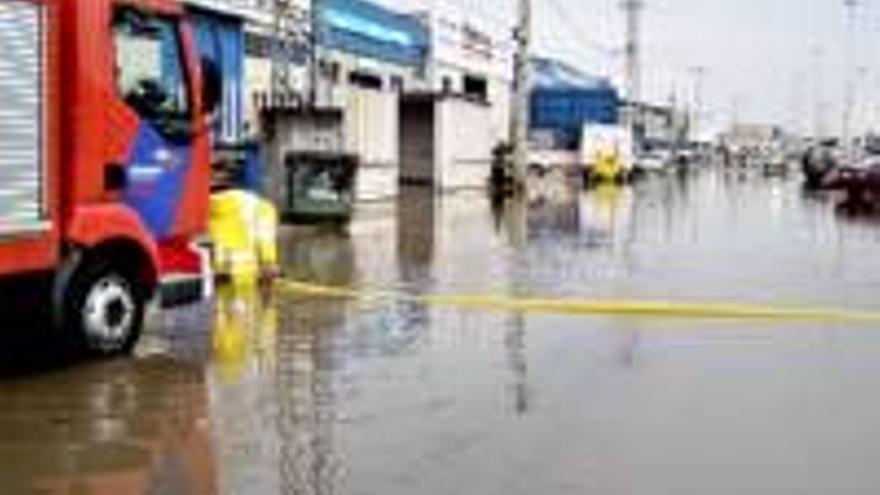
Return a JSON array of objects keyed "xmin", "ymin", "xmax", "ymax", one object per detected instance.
[{"xmin": 113, "ymin": 9, "xmax": 191, "ymax": 141}]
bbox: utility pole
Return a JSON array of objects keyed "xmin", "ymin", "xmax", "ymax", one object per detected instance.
[
  {"xmin": 272, "ymin": 0, "xmax": 312, "ymax": 101},
  {"xmin": 310, "ymin": 0, "xmax": 321, "ymax": 106},
  {"xmin": 810, "ymin": 44, "xmax": 826, "ymax": 139},
  {"xmin": 621, "ymin": 0, "xmax": 644, "ymax": 145},
  {"xmin": 509, "ymin": 0, "xmax": 532, "ymax": 193},
  {"xmin": 854, "ymin": 66, "xmax": 869, "ymax": 137},
  {"xmin": 688, "ymin": 65, "xmax": 707, "ymax": 141},
  {"xmin": 272, "ymin": 0, "xmax": 292, "ymax": 98},
  {"xmin": 843, "ymin": 0, "xmax": 858, "ymax": 150},
  {"xmin": 789, "ymin": 70, "xmax": 807, "ymax": 136}
]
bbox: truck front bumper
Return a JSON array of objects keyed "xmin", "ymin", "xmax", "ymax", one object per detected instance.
[{"xmin": 158, "ymin": 241, "xmax": 214, "ymax": 309}]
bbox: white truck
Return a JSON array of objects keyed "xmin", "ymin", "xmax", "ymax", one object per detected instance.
[{"xmin": 580, "ymin": 124, "xmax": 635, "ymax": 183}]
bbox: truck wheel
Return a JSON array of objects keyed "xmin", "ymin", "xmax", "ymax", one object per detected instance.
[{"xmin": 64, "ymin": 259, "xmax": 146, "ymax": 356}]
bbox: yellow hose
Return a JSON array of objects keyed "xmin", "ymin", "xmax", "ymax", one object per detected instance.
[{"xmin": 275, "ymin": 279, "xmax": 880, "ymax": 324}]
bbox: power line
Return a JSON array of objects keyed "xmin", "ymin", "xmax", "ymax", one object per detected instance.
[
  {"xmin": 621, "ymin": 0, "xmax": 644, "ymax": 101},
  {"xmin": 544, "ymin": 0, "xmax": 622, "ymax": 59},
  {"xmin": 411, "ymin": 0, "xmax": 616, "ymax": 57},
  {"xmin": 376, "ymin": 0, "xmax": 619, "ymax": 77}
]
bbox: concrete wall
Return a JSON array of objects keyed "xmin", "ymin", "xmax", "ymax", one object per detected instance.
[
  {"xmin": 343, "ymin": 88, "xmax": 399, "ymax": 166},
  {"xmin": 318, "ymin": 50, "xmax": 425, "ymax": 201},
  {"xmin": 399, "ymin": 96, "xmax": 492, "ymax": 191},
  {"xmin": 437, "ymin": 98, "xmax": 492, "ymax": 191},
  {"xmin": 422, "ymin": 2, "xmax": 512, "ymax": 149},
  {"xmin": 347, "ymin": 89, "xmax": 400, "ymax": 201}
]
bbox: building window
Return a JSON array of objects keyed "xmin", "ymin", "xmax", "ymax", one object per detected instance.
[
  {"xmin": 348, "ymin": 71, "xmax": 383, "ymax": 90},
  {"xmin": 463, "ymin": 74, "xmax": 488, "ymax": 102},
  {"xmin": 245, "ymin": 31, "xmax": 272, "ymax": 58},
  {"xmin": 319, "ymin": 59, "xmax": 341, "ymax": 85},
  {"xmin": 442, "ymin": 76, "xmax": 453, "ymax": 94}
]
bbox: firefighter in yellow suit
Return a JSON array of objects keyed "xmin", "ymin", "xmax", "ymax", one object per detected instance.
[{"xmin": 209, "ymin": 190, "xmax": 279, "ymax": 285}]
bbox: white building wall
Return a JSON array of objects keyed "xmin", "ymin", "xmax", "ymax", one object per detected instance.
[
  {"xmin": 318, "ymin": 50, "xmax": 427, "ymax": 201},
  {"xmin": 421, "ymin": 2, "xmax": 513, "ymax": 146},
  {"xmin": 437, "ymin": 98, "xmax": 493, "ymax": 191}
]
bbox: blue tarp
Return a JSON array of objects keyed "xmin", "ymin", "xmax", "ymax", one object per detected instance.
[
  {"xmin": 531, "ymin": 57, "xmax": 614, "ymax": 90},
  {"xmin": 318, "ymin": 0, "xmax": 428, "ymax": 67},
  {"xmin": 187, "ymin": 7, "xmax": 245, "ymax": 144},
  {"xmin": 530, "ymin": 57, "xmax": 620, "ymax": 150}
]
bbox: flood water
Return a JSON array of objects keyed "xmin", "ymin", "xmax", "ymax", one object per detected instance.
[{"xmin": 4, "ymin": 167, "xmax": 880, "ymax": 494}]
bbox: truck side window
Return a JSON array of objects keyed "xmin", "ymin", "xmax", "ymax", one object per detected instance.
[{"xmin": 113, "ymin": 9, "xmax": 191, "ymax": 141}]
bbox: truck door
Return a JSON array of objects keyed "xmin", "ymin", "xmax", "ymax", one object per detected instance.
[{"xmin": 112, "ymin": 7, "xmax": 196, "ymax": 241}]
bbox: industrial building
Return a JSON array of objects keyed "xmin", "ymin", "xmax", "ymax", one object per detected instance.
[
  {"xmin": 314, "ymin": 0, "xmax": 430, "ymax": 201},
  {"xmin": 630, "ymin": 101, "xmax": 690, "ymax": 150},
  {"xmin": 395, "ymin": 2, "xmax": 515, "ymax": 192},
  {"xmin": 181, "ymin": 0, "xmax": 519, "ymax": 199}
]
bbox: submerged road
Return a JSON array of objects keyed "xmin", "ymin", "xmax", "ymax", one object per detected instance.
[{"xmin": 3, "ymin": 167, "xmax": 880, "ymax": 494}]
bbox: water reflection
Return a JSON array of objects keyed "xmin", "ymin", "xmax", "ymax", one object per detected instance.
[
  {"xmin": 0, "ymin": 358, "xmax": 216, "ymax": 495},
  {"xmin": 8, "ymin": 167, "xmax": 880, "ymax": 495},
  {"xmin": 490, "ymin": 178, "xmax": 635, "ymax": 250},
  {"xmin": 578, "ymin": 184, "xmax": 633, "ymax": 248},
  {"xmin": 207, "ymin": 225, "xmax": 358, "ymax": 495},
  {"xmin": 504, "ymin": 314, "xmax": 530, "ymax": 416},
  {"xmin": 275, "ymin": 297, "xmax": 341, "ymax": 495},
  {"xmin": 280, "ymin": 226, "xmax": 358, "ymax": 287},
  {"xmin": 396, "ymin": 185, "xmax": 436, "ymax": 282},
  {"xmin": 493, "ymin": 195, "xmax": 533, "ymax": 415},
  {"xmin": 396, "ymin": 186, "xmax": 435, "ymax": 325},
  {"xmin": 212, "ymin": 284, "xmax": 277, "ymax": 384}
]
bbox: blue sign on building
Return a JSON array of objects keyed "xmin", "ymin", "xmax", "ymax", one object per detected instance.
[{"xmin": 318, "ymin": 0, "xmax": 429, "ymax": 68}]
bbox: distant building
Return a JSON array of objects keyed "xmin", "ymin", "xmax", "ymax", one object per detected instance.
[
  {"xmin": 721, "ymin": 124, "xmax": 786, "ymax": 151},
  {"xmin": 626, "ymin": 101, "xmax": 689, "ymax": 149}
]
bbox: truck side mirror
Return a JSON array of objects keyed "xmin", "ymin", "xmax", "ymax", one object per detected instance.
[{"xmin": 201, "ymin": 57, "xmax": 221, "ymax": 115}]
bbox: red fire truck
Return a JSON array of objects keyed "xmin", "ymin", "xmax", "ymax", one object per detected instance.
[{"xmin": 0, "ymin": 0, "xmax": 219, "ymax": 355}]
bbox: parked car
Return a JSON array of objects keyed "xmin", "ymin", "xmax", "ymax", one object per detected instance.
[
  {"xmin": 634, "ymin": 149, "xmax": 673, "ymax": 174},
  {"xmin": 823, "ymin": 156, "xmax": 880, "ymax": 210}
]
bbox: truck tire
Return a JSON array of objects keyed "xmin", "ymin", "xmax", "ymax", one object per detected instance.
[{"xmin": 63, "ymin": 258, "xmax": 147, "ymax": 356}]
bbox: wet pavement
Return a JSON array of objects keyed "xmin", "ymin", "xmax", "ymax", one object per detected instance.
[{"xmin": 4, "ymin": 167, "xmax": 880, "ymax": 494}]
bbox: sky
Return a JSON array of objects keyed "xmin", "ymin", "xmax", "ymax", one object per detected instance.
[{"xmin": 378, "ymin": 0, "xmax": 880, "ymax": 137}]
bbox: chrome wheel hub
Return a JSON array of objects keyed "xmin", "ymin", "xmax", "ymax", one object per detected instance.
[{"xmin": 82, "ymin": 275, "xmax": 135, "ymax": 349}]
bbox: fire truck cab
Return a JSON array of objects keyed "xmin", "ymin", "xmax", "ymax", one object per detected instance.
[{"xmin": 0, "ymin": 0, "xmax": 218, "ymax": 355}]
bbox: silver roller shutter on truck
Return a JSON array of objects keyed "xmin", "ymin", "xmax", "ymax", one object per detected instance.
[{"xmin": 0, "ymin": 0, "xmax": 46, "ymax": 235}]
